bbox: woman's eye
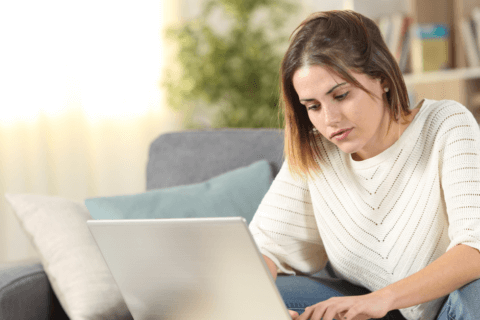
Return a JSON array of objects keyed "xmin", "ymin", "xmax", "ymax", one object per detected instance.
[
  {"xmin": 306, "ymin": 92, "xmax": 349, "ymax": 111},
  {"xmin": 335, "ymin": 92, "xmax": 349, "ymax": 100}
]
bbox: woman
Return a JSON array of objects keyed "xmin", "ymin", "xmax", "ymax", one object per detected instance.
[{"xmin": 248, "ymin": 10, "xmax": 480, "ymax": 320}]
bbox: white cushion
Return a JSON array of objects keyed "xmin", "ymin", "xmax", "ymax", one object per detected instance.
[{"xmin": 5, "ymin": 193, "xmax": 132, "ymax": 320}]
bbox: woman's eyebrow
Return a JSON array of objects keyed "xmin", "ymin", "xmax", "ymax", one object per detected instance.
[
  {"xmin": 299, "ymin": 82, "xmax": 347, "ymax": 102},
  {"xmin": 326, "ymin": 82, "xmax": 347, "ymax": 94}
]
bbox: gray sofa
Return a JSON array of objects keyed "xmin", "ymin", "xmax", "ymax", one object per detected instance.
[{"xmin": 0, "ymin": 129, "xmax": 285, "ymax": 319}]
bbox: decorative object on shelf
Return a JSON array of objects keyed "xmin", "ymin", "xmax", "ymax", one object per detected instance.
[
  {"xmin": 162, "ymin": 0, "xmax": 296, "ymax": 129},
  {"xmin": 411, "ymin": 24, "xmax": 450, "ymax": 73}
]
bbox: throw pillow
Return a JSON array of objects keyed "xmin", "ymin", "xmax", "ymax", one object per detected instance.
[
  {"xmin": 4, "ymin": 193, "xmax": 133, "ymax": 320},
  {"xmin": 85, "ymin": 160, "xmax": 272, "ymax": 224}
]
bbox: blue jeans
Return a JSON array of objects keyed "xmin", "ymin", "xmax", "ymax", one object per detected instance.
[
  {"xmin": 275, "ymin": 262, "xmax": 480, "ymax": 320},
  {"xmin": 436, "ymin": 276, "xmax": 480, "ymax": 320}
]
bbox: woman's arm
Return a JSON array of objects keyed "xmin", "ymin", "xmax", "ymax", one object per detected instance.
[
  {"xmin": 378, "ymin": 243, "xmax": 480, "ymax": 311},
  {"xmin": 263, "ymin": 254, "xmax": 278, "ymax": 281},
  {"xmin": 297, "ymin": 244, "xmax": 480, "ymax": 320}
]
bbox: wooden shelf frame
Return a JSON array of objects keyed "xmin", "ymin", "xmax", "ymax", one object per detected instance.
[{"xmin": 403, "ymin": 67, "xmax": 480, "ymax": 86}]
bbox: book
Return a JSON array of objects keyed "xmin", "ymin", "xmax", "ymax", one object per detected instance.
[
  {"xmin": 460, "ymin": 19, "xmax": 480, "ymax": 67},
  {"xmin": 398, "ymin": 26, "xmax": 411, "ymax": 73},
  {"xmin": 472, "ymin": 7, "xmax": 480, "ymax": 59},
  {"xmin": 378, "ymin": 14, "xmax": 412, "ymax": 71},
  {"xmin": 394, "ymin": 15, "xmax": 413, "ymax": 74},
  {"xmin": 389, "ymin": 13, "xmax": 404, "ymax": 61},
  {"xmin": 411, "ymin": 23, "xmax": 450, "ymax": 73},
  {"xmin": 378, "ymin": 15, "xmax": 392, "ymax": 45}
]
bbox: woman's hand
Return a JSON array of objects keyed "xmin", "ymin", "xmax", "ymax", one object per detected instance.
[
  {"xmin": 288, "ymin": 309, "xmax": 299, "ymax": 319},
  {"xmin": 295, "ymin": 291, "xmax": 393, "ymax": 320}
]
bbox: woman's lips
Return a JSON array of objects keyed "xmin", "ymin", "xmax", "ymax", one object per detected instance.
[
  {"xmin": 334, "ymin": 128, "xmax": 353, "ymax": 141},
  {"xmin": 331, "ymin": 127, "xmax": 353, "ymax": 139}
]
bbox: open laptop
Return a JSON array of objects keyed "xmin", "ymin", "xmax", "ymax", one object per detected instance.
[{"xmin": 87, "ymin": 217, "xmax": 292, "ymax": 320}]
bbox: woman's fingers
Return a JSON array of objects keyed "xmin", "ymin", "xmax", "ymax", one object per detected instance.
[{"xmin": 288, "ymin": 309, "xmax": 299, "ymax": 319}]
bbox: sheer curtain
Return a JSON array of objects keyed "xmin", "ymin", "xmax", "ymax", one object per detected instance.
[{"xmin": 0, "ymin": 0, "xmax": 182, "ymax": 262}]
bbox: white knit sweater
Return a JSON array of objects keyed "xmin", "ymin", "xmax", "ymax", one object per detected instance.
[{"xmin": 249, "ymin": 99, "xmax": 480, "ymax": 320}]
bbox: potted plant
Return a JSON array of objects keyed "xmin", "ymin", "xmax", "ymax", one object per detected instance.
[{"xmin": 163, "ymin": 0, "xmax": 296, "ymax": 128}]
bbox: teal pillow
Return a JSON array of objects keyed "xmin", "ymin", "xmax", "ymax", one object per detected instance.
[{"xmin": 84, "ymin": 160, "xmax": 272, "ymax": 225}]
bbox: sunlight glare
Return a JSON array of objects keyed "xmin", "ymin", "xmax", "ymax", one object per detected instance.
[{"xmin": 0, "ymin": 0, "xmax": 162, "ymax": 124}]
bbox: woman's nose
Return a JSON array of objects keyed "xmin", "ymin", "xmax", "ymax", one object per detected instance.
[{"xmin": 322, "ymin": 104, "xmax": 341, "ymax": 125}]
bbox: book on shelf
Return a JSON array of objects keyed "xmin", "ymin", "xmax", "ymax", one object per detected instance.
[
  {"xmin": 469, "ymin": 7, "xmax": 480, "ymax": 67},
  {"xmin": 398, "ymin": 26, "xmax": 411, "ymax": 73},
  {"xmin": 411, "ymin": 23, "xmax": 450, "ymax": 73},
  {"xmin": 389, "ymin": 13, "xmax": 404, "ymax": 61},
  {"xmin": 378, "ymin": 15, "xmax": 392, "ymax": 46},
  {"xmin": 377, "ymin": 14, "xmax": 412, "ymax": 73},
  {"xmin": 473, "ymin": 7, "xmax": 480, "ymax": 50},
  {"xmin": 397, "ymin": 16, "xmax": 413, "ymax": 73},
  {"xmin": 460, "ymin": 18, "xmax": 480, "ymax": 68},
  {"xmin": 455, "ymin": 7, "xmax": 480, "ymax": 69}
]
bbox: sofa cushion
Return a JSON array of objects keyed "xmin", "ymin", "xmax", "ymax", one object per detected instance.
[
  {"xmin": 146, "ymin": 129, "xmax": 284, "ymax": 190},
  {"xmin": 4, "ymin": 194, "xmax": 133, "ymax": 320},
  {"xmin": 0, "ymin": 263, "xmax": 52, "ymax": 319},
  {"xmin": 85, "ymin": 160, "xmax": 272, "ymax": 225}
]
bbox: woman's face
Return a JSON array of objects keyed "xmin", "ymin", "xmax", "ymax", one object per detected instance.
[{"xmin": 292, "ymin": 65, "xmax": 396, "ymax": 161}]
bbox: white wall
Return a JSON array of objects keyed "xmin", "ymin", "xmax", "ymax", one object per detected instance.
[
  {"xmin": 178, "ymin": 0, "xmax": 408, "ymax": 32},
  {"xmin": 351, "ymin": 0, "xmax": 408, "ymax": 19}
]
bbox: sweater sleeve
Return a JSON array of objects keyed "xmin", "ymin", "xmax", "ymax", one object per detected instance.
[
  {"xmin": 248, "ymin": 160, "xmax": 328, "ymax": 276},
  {"xmin": 438, "ymin": 102, "xmax": 480, "ymax": 253}
]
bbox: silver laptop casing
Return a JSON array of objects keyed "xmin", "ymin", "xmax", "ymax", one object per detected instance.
[{"xmin": 87, "ymin": 217, "xmax": 291, "ymax": 320}]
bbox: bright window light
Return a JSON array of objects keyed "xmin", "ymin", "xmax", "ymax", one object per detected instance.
[{"xmin": 0, "ymin": 0, "xmax": 162, "ymax": 123}]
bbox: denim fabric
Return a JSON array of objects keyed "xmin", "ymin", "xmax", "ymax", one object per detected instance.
[
  {"xmin": 275, "ymin": 262, "xmax": 406, "ymax": 320},
  {"xmin": 436, "ymin": 278, "xmax": 480, "ymax": 320},
  {"xmin": 276, "ymin": 263, "xmax": 480, "ymax": 320}
]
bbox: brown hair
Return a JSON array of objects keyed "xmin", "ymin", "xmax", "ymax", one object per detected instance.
[{"xmin": 280, "ymin": 10, "xmax": 411, "ymax": 179}]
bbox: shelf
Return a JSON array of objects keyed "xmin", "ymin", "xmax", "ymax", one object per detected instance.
[{"xmin": 403, "ymin": 67, "xmax": 480, "ymax": 86}]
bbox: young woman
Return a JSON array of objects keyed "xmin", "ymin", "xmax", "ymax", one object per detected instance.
[{"xmin": 248, "ymin": 10, "xmax": 480, "ymax": 320}]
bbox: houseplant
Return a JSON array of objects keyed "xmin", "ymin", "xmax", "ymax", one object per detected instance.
[{"xmin": 163, "ymin": 0, "xmax": 296, "ymax": 128}]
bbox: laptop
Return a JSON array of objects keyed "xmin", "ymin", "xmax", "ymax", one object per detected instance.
[{"xmin": 87, "ymin": 217, "xmax": 292, "ymax": 320}]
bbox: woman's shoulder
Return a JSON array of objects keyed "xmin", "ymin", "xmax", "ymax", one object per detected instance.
[
  {"xmin": 417, "ymin": 99, "xmax": 475, "ymax": 126},
  {"xmin": 419, "ymin": 99, "xmax": 480, "ymax": 148},
  {"xmin": 421, "ymin": 98, "xmax": 469, "ymax": 113}
]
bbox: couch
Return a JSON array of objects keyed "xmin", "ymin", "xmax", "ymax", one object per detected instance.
[{"xmin": 0, "ymin": 129, "xmax": 286, "ymax": 320}]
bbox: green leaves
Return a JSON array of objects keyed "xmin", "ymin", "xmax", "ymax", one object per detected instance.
[{"xmin": 162, "ymin": 0, "xmax": 296, "ymax": 128}]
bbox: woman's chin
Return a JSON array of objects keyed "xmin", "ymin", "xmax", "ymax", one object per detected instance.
[{"xmin": 337, "ymin": 144, "xmax": 358, "ymax": 154}]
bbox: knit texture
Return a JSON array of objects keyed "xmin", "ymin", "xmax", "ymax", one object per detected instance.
[{"xmin": 249, "ymin": 99, "xmax": 480, "ymax": 320}]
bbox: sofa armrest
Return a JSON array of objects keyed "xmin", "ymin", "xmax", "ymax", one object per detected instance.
[{"xmin": 0, "ymin": 261, "xmax": 68, "ymax": 320}]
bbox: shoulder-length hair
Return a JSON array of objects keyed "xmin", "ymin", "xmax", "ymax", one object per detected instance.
[{"xmin": 280, "ymin": 10, "xmax": 411, "ymax": 179}]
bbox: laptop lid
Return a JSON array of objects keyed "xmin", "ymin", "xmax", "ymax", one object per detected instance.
[{"xmin": 87, "ymin": 217, "xmax": 291, "ymax": 320}]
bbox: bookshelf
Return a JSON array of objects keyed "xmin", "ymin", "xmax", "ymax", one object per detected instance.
[
  {"xmin": 352, "ymin": 0, "xmax": 480, "ymax": 122},
  {"xmin": 403, "ymin": 67, "xmax": 480, "ymax": 85},
  {"xmin": 410, "ymin": 0, "xmax": 480, "ymax": 121}
]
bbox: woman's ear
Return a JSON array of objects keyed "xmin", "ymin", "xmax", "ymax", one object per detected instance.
[{"xmin": 379, "ymin": 77, "xmax": 390, "ymax": 90}]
